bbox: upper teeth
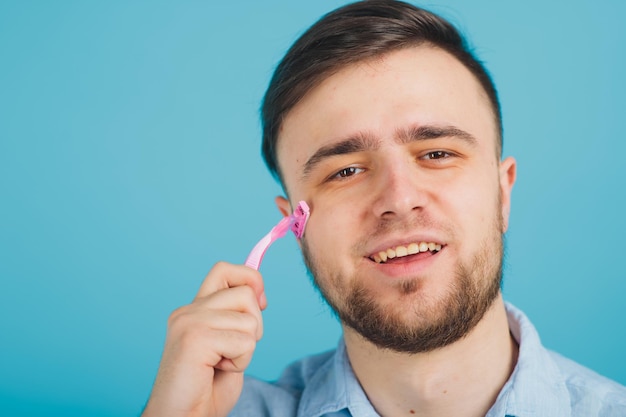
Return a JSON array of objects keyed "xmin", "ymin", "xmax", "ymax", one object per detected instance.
[{"xmin": 371, "ymin": 242, "xmax": 442, "ymax": 264}]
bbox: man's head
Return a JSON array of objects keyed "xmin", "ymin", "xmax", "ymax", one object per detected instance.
[
  {"xmin": 262, "ymin": 0, "xmax": 503, "ymax": 188},
  {"xmin": 263, "ymin": 0, "xmax": 516, "ymax": 354}
]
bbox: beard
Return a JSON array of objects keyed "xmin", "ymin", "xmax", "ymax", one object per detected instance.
[{"xmin": 301, "ymin": 202, "xmax": 504, "ymax": 354}]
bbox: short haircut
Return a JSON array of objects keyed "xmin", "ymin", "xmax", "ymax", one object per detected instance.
[{"xmin": 261, "ymin": 0, "xmax": 502, "ymax": 184}]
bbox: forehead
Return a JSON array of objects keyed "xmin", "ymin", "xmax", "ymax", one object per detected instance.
[{"xmin": 276, "ymin": 46, "xmax": 497, "ymax": 191}]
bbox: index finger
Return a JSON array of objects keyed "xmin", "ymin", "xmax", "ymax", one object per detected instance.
[{"xmin": 195, "ymin": 261, "xmax": 267, "ymax": 309}]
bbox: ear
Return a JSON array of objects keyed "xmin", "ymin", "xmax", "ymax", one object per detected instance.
[
  {"xmin": 275, "ymin": 195, "xmax": 291, "ymax": 217},
  {"xmin": 499, "ymin": 157, "xmax": 516, "ymax": 233}
]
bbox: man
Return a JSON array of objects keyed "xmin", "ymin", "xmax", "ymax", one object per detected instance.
[{"xmin": 142, "ymin": 1, "xmax": 626, "ymax": 416}]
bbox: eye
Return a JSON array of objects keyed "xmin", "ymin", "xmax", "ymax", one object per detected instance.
[
  {"xmin": 422, "ymin": 150, "xmax": 451, "ymax": 160},
  {"xmin": 331, "ymin": 166, "xmax": 364, "ymax": 180}
]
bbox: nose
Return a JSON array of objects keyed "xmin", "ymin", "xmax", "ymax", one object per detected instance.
[{"xmin": 371, "ymin": 156, "xmax": 428, "ymax": 219}]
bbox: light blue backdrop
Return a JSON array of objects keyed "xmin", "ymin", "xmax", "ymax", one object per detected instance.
[{"xmin": 1, "ymin": 1, "xmax": 624, "ymax": 416}]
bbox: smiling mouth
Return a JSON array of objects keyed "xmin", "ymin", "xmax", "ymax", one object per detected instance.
[{"xmin": 369, "ymin": 242, "xmax": 443, "ymax": 264}]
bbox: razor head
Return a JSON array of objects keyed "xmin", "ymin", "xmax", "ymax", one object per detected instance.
[{"xmin": 290, "ymin": 200, "xmax": 310, "ymax": 238}]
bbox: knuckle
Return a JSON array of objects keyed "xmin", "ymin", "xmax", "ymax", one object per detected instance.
[
  {"xmin": 239, "ymin": 284, "xmax": 257, "ymax": 300},
  {"xmin": 240, "ymin": 312, "xmax": 259, "ymax": 334},
  {"xmin": 166, "ymin": 305, "xmax": 203, "ymax": 336},
  {"xmin": 237, "ymin": 333, "xmax": 257, "ymax": 354},
  {"xmin": 167, "ymin": 306, "xmax": 188, "ymax": 327},
  {"xmin": 211, "ymin": 261, "xmax": 232, "ymax": 276},
  {"xmin": 212, "ymin": 260, "xmax": 226, "ymax": 270}
]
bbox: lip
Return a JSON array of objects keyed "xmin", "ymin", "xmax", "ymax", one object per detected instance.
[
  {"xmin": 364, "ymin": 234, "xmax": 446, "ymax": 259},
  {"xmin": 363, "ymin": 245, "xmax": 446, "ymax": 279}
]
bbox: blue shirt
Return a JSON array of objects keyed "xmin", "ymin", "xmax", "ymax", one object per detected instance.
[{"xmin": 230, "ymin": 303, "xmax": 626, "ymax": 416}]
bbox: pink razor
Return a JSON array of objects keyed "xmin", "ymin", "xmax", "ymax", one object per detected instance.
[{"xmin": 244, "ymin": 201, "xmax": 310, "ymax": 270}]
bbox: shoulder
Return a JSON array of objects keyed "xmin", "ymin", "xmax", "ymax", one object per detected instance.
[
  {"xmin": 549, "ymin": 351, "xmax": 626, "ymax": 415},
  {"xmin": 504, "ymin": 302, "xmax": 626, "ymax": 416},
  {"xmin": 229, "ymin": 349, "xmax": 337, "ymax": 417}
]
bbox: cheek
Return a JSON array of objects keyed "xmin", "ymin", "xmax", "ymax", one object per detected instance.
[
  {"xmin": 305, "ymin": 202, "xmax": 359, "ymax": 256},
  {"xmin": 443, "ymin": 171, "xmax": 501, "ymax": 231},
  {"xmin": 309, "ymin": 217, "xmax": 341, "ymax": 248}
]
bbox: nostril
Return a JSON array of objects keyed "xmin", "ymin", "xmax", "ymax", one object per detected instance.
[{"xmin": 379, "ymin": 205, "xmax": 422, "ymax": 219}]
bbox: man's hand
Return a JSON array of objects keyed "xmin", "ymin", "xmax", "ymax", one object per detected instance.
[{"xmin": 142, "ymin": 262, "xmax": 267, "ymax": 417}]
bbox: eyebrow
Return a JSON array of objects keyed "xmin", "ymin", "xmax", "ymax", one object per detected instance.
[
  {"xmin": 301, "ymin": 124, "xmax": 477, "ymax": 179},
  {"xmin": 302, "ymin": 132, "xmax": 379, "ymax": 178},
  {"xmin": 396, "ymin": 125, "xmax": 478, "ymax": 146}
]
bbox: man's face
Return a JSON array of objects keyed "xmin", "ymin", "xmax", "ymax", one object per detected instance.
[{"xmin": 275, "ymin": 46, "xmax": 516, "ymax": 353}]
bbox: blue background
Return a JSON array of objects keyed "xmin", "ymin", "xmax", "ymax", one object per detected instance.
[{"xmin": 1, "ymin": 1, "xmax": 625, "ymax": 415}]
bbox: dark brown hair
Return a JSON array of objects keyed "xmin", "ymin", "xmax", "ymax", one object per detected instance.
[{"xmin": 261, "ymin": 0, "xmax": 502, "ymax": 183}]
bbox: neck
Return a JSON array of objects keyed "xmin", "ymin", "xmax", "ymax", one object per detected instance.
[{"xmin": 343, "ymin": 295, "xmax": 518, "ymax": 417}]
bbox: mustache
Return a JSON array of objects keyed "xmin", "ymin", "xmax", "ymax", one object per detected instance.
[{"xmin": 352, "ymin": 213, "xmax": 456, "ymax": 253}]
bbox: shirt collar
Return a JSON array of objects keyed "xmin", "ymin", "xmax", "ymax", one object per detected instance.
[
  {"xmin": 298, "ymin": 339, "xmax": 381, "ymax": 416},
  {"xmin": 298, "ymin": 302, "xmax": 573, "ymax": 417},
  {"xmin": 487, "ymin": 302, "xmax": 572, "ymax": 417}
]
